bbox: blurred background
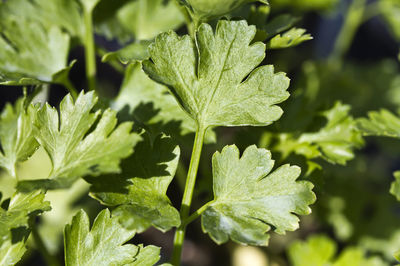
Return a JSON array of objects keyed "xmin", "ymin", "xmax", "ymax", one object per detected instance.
[{"xmin": 1, "ymin": 0, "xmax": 400, "ymax": 265}]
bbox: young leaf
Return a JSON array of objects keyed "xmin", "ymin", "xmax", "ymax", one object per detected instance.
[
  {"xmin": 64, "ymin": 209, "xmax": 161, "ymax": 265},
  {"xmin": 143, "ymin": 20, "xmax": 290, "ymax": 130},
  {"xmin": 88, "ymin": 134, "xmax": 181, "ymax": 233},
  {"xmin": 267, "ymin": 28, "xmax": 312, "ymax": 49},
  {"xmin": 390, "ymin": 171, "xmax": 400, "ymax": 201},
  {"xmin": 0, "ymin": 191, "xmax": 51, "ymax": 265},
  {"xmin": 296, "ymin": 102, "xmax": 364, "ymax": 165},
  {"xmin": 288, "ymin": 235, "xmax": 386, "ymax": 266},
  {"xmin": 102, "ymin": 41, "xmax": 151, "ymax": 64},
  {"xmin": 201, "ymin": 145, "xmax": 315, "ymax": 245},
  {"xmin": 18, "ymin": 91, "xmax": 141, "ymax": 191},
  {"xmin": 357, "ymin": 109, "xmax": 400, "ymax": 138},
  {"xmin": 181, "ymin": 0, "xmax": 268, "ymax": 22},
  {"xmin": 113, "ymin": 63, "xmax": 215, "ymax": 142},
  {"xmin": 0, "ymin": 97, "xmax": 38, "ymax": 178}
]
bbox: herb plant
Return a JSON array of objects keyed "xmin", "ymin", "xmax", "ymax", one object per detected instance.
[{"xmin": 0, "ymin": 0, "xmax": 400, "ymax": 265}]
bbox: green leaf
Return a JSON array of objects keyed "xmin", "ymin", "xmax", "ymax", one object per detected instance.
[
  {"xmin": 18, "ymin": 91, "xmax": 141, "ymax": 191},
  {"xmin": 380, "ymin": 0, "xmax": 400, "ymax": 41},
  {"xmin": 182, "ymin": 0, "xmax": 268, "ymax": 22},
  {"xmin": 263, "ymin": 14, "xmax": 300, "ymax": 40},
  {"xmin": 80, "ymin": 0, "xmax": 101, "ymax": 12},
  {"xmin": 102, "ymin": 41, "xmax": 151, "ymax": 64},
  {"xmin": 113, "ymin": 63, "xmax": 215, "ymax": 142},
  {"xmin": 143, "ymin": 20, "xmax": 290, "ymax": 129},
  {"xmin": 0, "ymin": 97, "xmax": 38, "ymax": 178},
  {"xmin": 95, "ymin": 0, "xmax": 184, "ymax": 42},
  {"xmin": 395, "ymin": 249, "xmax": 400, "ymax": 262},
  {"xmin": 0, "ymin": 19, "xmax": 72, "ymax": 86},
  {"xmin": 267, "ymin": 28, "xmax": 312, "ymax": 49},
  {"xmin": 0, "ymin": 191, "xmax": 51, "ymax": 266},
  {"xmin": 296, "ymin": 102, "xmax": 364, "ymax": 165},
  {"xmin": 288, "ymin": 235, "xmax": 387, "ymax": 266},
  {"xmin": 357, "ymin": 109, "xmax": 400, "ymax": 138},
  {"xmin": 201, "ymin": 145, "xmax": 315, "ymax": 245},
  {"xmin": 88, "ymin": 134, "xmax": 180, "ymax": 233},
  {"xmin": 269, "ymin": 0, "xmax": 338, "ymax": 11},
  {"xmin": 64, "ymin": 209, "xmax": 160, "ymax": 265},
  {"xmin": 390, "ymin": 171, "xmax": 400, "ymax": 201}
]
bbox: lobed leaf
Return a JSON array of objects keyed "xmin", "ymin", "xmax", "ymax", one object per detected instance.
[
  {"xmin": 0, "ymin": 191, "xmax": 51, "ymax": 265},
  {"xmin": 267, "ymin": 28, "xmax": 312, "ymax": 49},
  {"xmin": 143, "ymin": 20, "xmax": 290, "ymax": 129},
  {"xmin": 64, "ymin": 209, "xmax": 160, "ymax": 266},
  {"xmin": 18, "ymin": 91, "xmax": 141, "ymax": 191},
  {"xmin": 357, "ymin": 109, "xmax": 400, "ymax": 138},
  {"xmin": 201, "ymin": 145, "xmax": 315, "ymax": 245},
  {"xmin": 390, "ymin": 171, "xmax": 400, "ymax": 201},
  {"xmin": 0, "ymin": 97, "xmax": 38, "ymax": 177},
  {"xmin": 89, "ymin": 134, "xmax": 181, "ymax": 233}
]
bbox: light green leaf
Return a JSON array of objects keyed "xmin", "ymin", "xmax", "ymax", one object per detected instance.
[
  {"xmin": 143, "ymin": 20, "xmax": 290, "ymax": 129},
  {"xmin": 80, "ymin": 0, "xmax": 101, "ymax": 12},
  {"xmin": 391, "ymin": 171, "xmax": 400, "ymax": 201},
  {"xmin": 182, "ymin": 0, "xmax": 268, "ymax": 22},
  {"xmin": 267, "ymin": 28, "xmax": 312, "ymax": 49},
  {"xmin": 95, "ymin": 0, "xmax": 184, "ymax": 42},
  {"xmin": 88, "ymin": 134, "xmax": 181, "ymax": 233},
  {"xmin": 201, "ymin": 145, "xmax": 315, "ymax": 245},
  {"xmin": 0, "ymin": 18, "xmax": 71, "ymax": 86},
  {"xmin": 102, "ymin": 41, "xmax": 151, "ymax": 64},
  {"xmin": 129, "ymin": 244, "xmax": 161, "ymax": 266},
  {"xmin": 297, "ymin": 102, "xmax": 364, "ymax": 164},
  {"xmin": 0, "ymin": 97, "xmax": 38, "ymax": 178},
  {"xmin": 113, "ymin": 63, "xmax": 215, "ymax": 142},
  {"xmin": 288, "ymin": 235, "xmax": 387, "ymax": 266},
  {"xmin": 357, "ymin": 109, "xmax": 400, "ymax": 138},
  {"xmin": 64, "ymin": 209, "xmax": 160, "ymax": 266},
  {"xmin": 0, "ymin": 191, "xmax": 51, "ymax": 266},
  {"xmin": 380, "ymin": 0, "xmax": 400, "ymax": 41},
  {"xmin": 395, "ymin": 249, "xmax": 400, "ymax": 262},
  {"xmin": 18, "ymin": 91, "xmax": 141, "ymax": 191}
]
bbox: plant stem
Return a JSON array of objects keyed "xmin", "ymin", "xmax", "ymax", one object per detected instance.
[
  {"xmin": 330, "ymin": 0, "xmax": 366, "ymax": 63},
  {"xmin": 171, "ymin": 125, "xmax": 206, "ymax": 265},
  {"xmin": 63, "ymin": 79, "xmax": 78, "ymax": 99},
  {"xmin": 32, "ymin": 225, "xmax": 60, "ymax": 266},
  {"xmin": 83, "ymin": 8, "xmax": 96, "ymax": 91}
]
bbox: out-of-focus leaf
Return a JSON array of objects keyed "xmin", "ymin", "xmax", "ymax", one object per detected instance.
[
  {"xmin": 380, "ymin": 0, "xmax": 400, "ymax": 41},
  {"xmin": 288, "ymin": 235, "xmax": 387, "ymax": 266},
  {"xmin": 390, "ymin": 171, "xmax": 400, "ymax": 201},
  {"xmin": 181, "ymin": 0, "xmax": 268, "ymax": 22},
  {"xmin": 269, "ymin": 0, "xmax": 339, "ymax": 11},
  {"xmin": 0, "ymin": 97, "xmax": 38, "ymax": 178},
  {"xmin": 0, "ymin": 191, "xmax": 51, "ymax": 266},
  {"xmin": 64, "ymin": 209, "xmax": 160, "ymax": 265},
  {"xmin": 17, "ymin": 91, "xmax": 141, "ymax": 191},
  {"xmin": 267, "ymin": 28, "xmax": 312, "ymax": 49},
  {"xmin": 201, "ymin": 145, "xmax": 315, "ymax": 245},
  {"xmin": 88, "ymin": 134, "xmax": 180, "ymax": 233},
  {"xmin": 102, "ymin": 41, "xmax": 151, "ymax": 64},
  {"xmin": 357, "ymin": 109, "xmax": 400, "ymax": 138},
  {"xmin": 113, "ymin": 63, "xmax": 215, "ymax": 142},
  {"xmin": 143, "ymin": 20, "xmax": 290, "ymax": 129},
  {"xmin": 95, "ymin": 0, "xmax": 184, "ymax": 43}
]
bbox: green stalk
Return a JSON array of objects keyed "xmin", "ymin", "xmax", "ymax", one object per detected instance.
[
  {"xmin": 181, "ymin": 200, "xmax": 214, "ymax": 227},
  {"xmin": 171, "ymin": 125, "xmax": 206, "ymax": 265},
  {"xmin": 330, "ymin": 0, "xmax": 366, "ymax": 63},
  {"xmin": 32, "ymin": 225, "xmax": 61, "ymax": 266},
  {"xmin": 83, "ymin": 8, "xmax": 96, "ymax": 91},
  {"xmin": 63, "ymin": 79, "xmax": 78, "ymax": 99}
]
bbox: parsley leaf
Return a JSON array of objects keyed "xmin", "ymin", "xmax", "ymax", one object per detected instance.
[
  {"xmin": 0, "ymin": 97, "xmax": 38, "ymax": 178},
  {"xmin": 113, "ymin": 63, "xmax": 215, "ymax": 142},
  {"xmin": 0, "ymin": 191, "xmax": 51, "ymax": 265},
  {"xmin": 390, "ymin": 171, "xmax": 400, "ymax": 201},
  {"xmin": 201, "ymin": 145, "xmax": 315, "ymax": 245},
  {"xmin": 88, "ymin": 134, "xmax": 181, "ymax": 233},
  {"xmin": 288, "ymin": 235, "xmax": 386, "ymax": 266},
  {"xmin": 267, "ymin": 28, "xmax": 312, "ymax": 49},
  {"xmin": 18, "ymin": 91, "xmax": 141, "ymax": 191},
  {"xmin": 143, "ymin": 20, "xmax": 290, "ymax": 130},
  {"xmin": 64, "ymin": 209, "xmax": 160, "ymax": 265},
  {"xmin": 357, "ymin": 109, "xmax": 400, "ymax": 138}
]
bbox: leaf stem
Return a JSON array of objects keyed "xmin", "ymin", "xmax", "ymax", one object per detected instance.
[
  {"xmin": 32, "ymin": 225, "xmax": 61, "ymax": 266},
  {"xmin": 63, "ymin": 79, "xmax": 78, "ymax": 99},
  {"xmin": 171, "ymin": 125, "xmax": 206, "ymax": 265},
  {"xmin": 330, "ymin": 0, "xmax": 366, "ymax": 63},
  {"xmin": 83, "ymin": 8, "xmax": 96, "ymax": 91},
  {"xmin": 182, "ymin": 200, "xmax": 214, "ymax": 227}
]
